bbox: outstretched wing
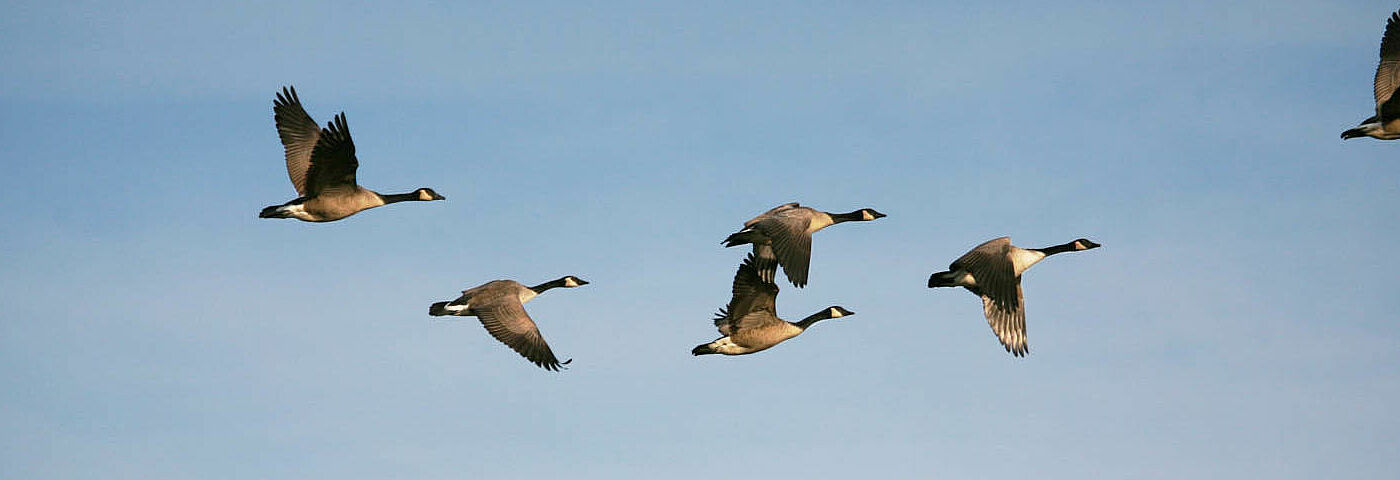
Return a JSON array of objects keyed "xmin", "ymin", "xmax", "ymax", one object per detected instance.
[
  {"xmin": 1375, "ymin": 10, "xmax": 1400, "ymax": 113},
  {"xmin": 952, "ymin": 237, "xmax": 1028, "ymax": 356},
  {"xmin": 473, "ymin": 290, "xmax": 571, "ymax": 371},
  {"xmin": 978, "ymin": 282, "xmax": 1028, "ymax": 357},
  {"xmin": 304, "ymin": 113, "xmax": 360, "ymax": 196},
  {"xmin": 714, "ymin": 253, "xmax": 780, "ymax": 335},
  {"xmin": 752, "ymin": 210, "xmax": 815, "ymax": 287},
  {"xmin": 272, "ymin": 86, "xmax": 320, "ymax": 195}
]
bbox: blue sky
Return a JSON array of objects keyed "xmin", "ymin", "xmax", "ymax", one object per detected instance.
[{"xmin": 1, "ymin": 0, "xmax": 1397, "ymax": 478}]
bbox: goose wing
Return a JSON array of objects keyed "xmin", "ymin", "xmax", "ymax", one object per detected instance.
[
  {"xmin": 272, "ymin": 86, "xmax": 320, "ymax": 196},
  {"xmin": 304, "ymin": 112, "xmax": 361, "ymax": 196},
  {"xmin": 729, "ymin": 310, "xmax": 786, "ymax": 337},
  {"xmin": 952, "ymin": 237, "xmax": 1028, "ymax": 356},
  {"xmin": 1375, "ymin": 10, "xmax": 1400, "ymax": 115},
  {"xmin": 715, "ymin": 253, "xmax": 780, "ymax": 335},
  {"xmin": 743, "ymin": 202, "xmax": 800, "ymax": 227},
  {"xmin": 472, "ymin": 287, "xmax": 571, "ymax": 371},
  {"xmin": 751, "ymin": 208, "xmax": 816, "ymax": 287}
]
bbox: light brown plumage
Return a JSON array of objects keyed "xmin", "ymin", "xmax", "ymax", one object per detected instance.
[
  {"xmin": 929, "ymin": 237, "xmax": 1099, "ymax": 357},
  {"xmin": 1342, "ymin": 10, "xmax": 1400, "ymax": 140},
  {"xmin": 723, "ymin": 203, "xmax": 884, "ymax": 288},
  {"xmin": 260, "ymin": 86, "xmax": 444, "ymax": 222},
  {"xmin": 429, "ymin": 276, "xmax": 587, "ymax": 372},
  {"xmin": 693, "ymin": 254, "xmax": 853, "ymax": 356}
]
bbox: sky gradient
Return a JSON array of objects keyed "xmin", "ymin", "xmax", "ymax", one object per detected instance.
[{"xmin": 2, "ymin": 1, "xmax": 1397, "ymax": 478}]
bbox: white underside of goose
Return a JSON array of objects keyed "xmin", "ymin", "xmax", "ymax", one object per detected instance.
[
  {"xmin": 706, "ymin": 337, "xmax": 757, "ymax": 355},
  {"xmin": 274, "ymin": 203, "xmax": 318, "ymax": 222}
]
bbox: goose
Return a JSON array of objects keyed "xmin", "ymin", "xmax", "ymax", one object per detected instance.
[
  {"xmin": 722, "ymin": 202, "xmax": 885, "ymax": 288},
  {"xmin": 927, "ymin": 237, "xmax": 1099, "ymax": 357},
  {"xmin": 428, "ymin": 275, "xmax": 588, "ymax": 371},
  {"xmin": 692, "ymin": 253, "xmax": 854, "ymax": 356},
  {"xmin": 1342, "ymin": 10, "xmax": 1400, "ymax": 140},
  {"xmin": 259, "ymin": 86, "xmax": 445, "ymax": 222}
]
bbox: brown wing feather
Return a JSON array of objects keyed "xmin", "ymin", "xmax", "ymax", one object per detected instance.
[
  {"xmin": 978, "ymin": 282, "xmax": 1028, "ymax": 357},
  {"xmin": 473, "ymin": 291, "xmax": 570, "ymax": 371},
  {"xmin": 714, "ymin": 253, "xmax": 780, "ymax": 335},
  {"xmin": 754, "ymin": 212, "xmax": 814, "ymax": 288},
  {"xmin": 305, "ymin": 113, "xmax": 360, "ymax": 196},
  {"xmin": 1375, "ymin": 11, "xmax": 1400, "ymax": 111},
  {"xmin": 272, "ymin": 86, "xmax": 320, "ymax": 196},
  {"xmin": 953, "ymin": 237, "xmax": 1028, "ymax": 356}
]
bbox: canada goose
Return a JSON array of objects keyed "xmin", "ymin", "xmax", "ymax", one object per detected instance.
[
  {"xmin": 428, "ymin": 275, "xmax": 588, "ymax": 371},
  {"xmin": 927, "ymin": 237, "xmax": 1099, "ymax": 357},
  {"xmin": 692, "ymin": 254, "xmax": 854, "ymax": 356},
  {"xmin": 1342, "ymin": 10, "xmax": 1400, "ymax": 140},
  {"xmin": 259, "ymin": 86, "xmax": 445, "ymax": 222},
  {"xmin": 723, "ymin": 202, "xmax": 885, "ymax": 288}
]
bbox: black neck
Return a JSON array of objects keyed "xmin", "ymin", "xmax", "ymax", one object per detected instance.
[
  {"xmin": 378, "ymin": 191, "xmax": 424, "ymax": 204},
  {"xmin": 529, "ymin": 278, "xmax": 568, "ymax": 293},
  {"xmin": 828, "ymin": 210, "xmax": 867, "ymax": 224},
  {"xmin": 793, "ymin": 310, "xmax": 831, "ymax": 329},
  {"xmin": 1033, "ymin": 241, "xmax": 1079, "ymax": 256}
]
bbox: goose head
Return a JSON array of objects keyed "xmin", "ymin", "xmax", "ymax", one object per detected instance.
[
  {"xmin": 825, "ymin": 306, "xmax": 855, "ymax": 319},
  {"xmin": 1071, "ymin": 239, "xmax": 1101, "ymax": 251},
  {"xmin": 559, "ymin": 275, "xmax": 589, "ymax": 288},
  {"xmin": 416, "ymin": 188, "xmax": 447, "ymax": 201},
  {"xmin": 858, "ymin": 208, "xmax": 887, "ymax": 221}
]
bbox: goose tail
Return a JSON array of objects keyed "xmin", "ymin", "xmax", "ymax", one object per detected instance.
[
  {"xmin": 722, "ymin": 227, "xmax": 761, "ymax": 248},
  {"xmin": 928, "ymin": 271, "xmax": 956, "ymax": 288},
  {"xmin": 428, "ymin": 302, "xmax": 452, "ymax": 316}
]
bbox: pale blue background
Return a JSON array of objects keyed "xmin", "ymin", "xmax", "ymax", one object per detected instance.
[{"xmin": 2, "ymin": 1, "xmax": 1397, "ymax": 478}]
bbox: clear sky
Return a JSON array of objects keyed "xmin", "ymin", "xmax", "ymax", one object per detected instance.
[{"xmin": 1, "ymin": 0, "xmax": 1397, "ymax": 478}]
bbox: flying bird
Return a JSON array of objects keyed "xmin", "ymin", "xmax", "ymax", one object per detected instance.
[
  {"xmin": 692, "ymin": 253, "xmax": 854, "ymax": 356},
  {"xmin": 928, "ymin": 237, "xmax": 1099, "ymax": 357},
  {"xmin": 722, "ymin": 202, "xmax": 885, "ymax": 288},
  {"xmin": 429, "ymin": 276, "xmax": 588, "ymax": 371},
  {"xmin": 260, "ymin": 86, "xmax": 445, "ymax": 222},
  {"xmin": 1342, "ymin": 10, "xmax": 1400, "ymax": 140}
]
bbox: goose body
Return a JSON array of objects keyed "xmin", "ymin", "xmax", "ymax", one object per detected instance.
[
  {"xmin": 260, "ymin": 86, "xmax": 445, "ymax": 222},
  {"xmin": 428, "ymin": 275, "xmax": 587, "ymax": 371},
  {"xmin": 927, "ymin": 237, "xmax": 1099, "ymax": 357},
  {"xmin": 692, "ymin": 254, "xmax": 853, "ymax": 356},
  {"xmin": 722, "ymin": 202, "xmax": 885, "ymax": 288},
  {"xmin": 1342, "ymin": 10, "xmax": 1400, "ymax": 140}
]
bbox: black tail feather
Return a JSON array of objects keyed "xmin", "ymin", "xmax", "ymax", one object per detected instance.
[
  {"xmin": 928, "ymin": 271, "xmax": 955, "ymax": 288},
  {"xmin": 428, "ymin": 302, "xmax": 451, "ymax": 316},
  {"xmin": 691, "ymin": 343, "xmax": 716, "ymax": 356},
  {"xmin": 722, "ymin": 228, "xmax": 761, "ymax": 248}
]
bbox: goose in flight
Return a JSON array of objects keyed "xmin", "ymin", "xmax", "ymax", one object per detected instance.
[
  {"xmin": 1343, "ymin": 10, "xmax": 1400, "ymax": 140},
  {"xmin": 429, "ymin": 275, "xmax": 588, "ymax": 371},
  {"xmin": 692, "ymin": 253, "xmax": 854, "ymax": 356},
  {"xmin": 723, "ymin": 202, "xmax": 885, "ymax": 288},
  {"xmin": 260, "ymin": 86, "xmax": 445, "ymax": 222},
  {"xmin": 928, "ymin": 237, "xmax": 1099, "ymax": 357}
]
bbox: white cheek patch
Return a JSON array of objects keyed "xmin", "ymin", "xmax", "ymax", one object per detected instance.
[
  {"xmin": 862, "ymin": 211, "xmax": 874, "ymax": 221},
  {"xmin": 828, "ymin": 307, "xmax": 845, "ymax": 318},
  {"xmin": 563, "ymin": 278, "xmax": 578, "ymax": 287}
]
